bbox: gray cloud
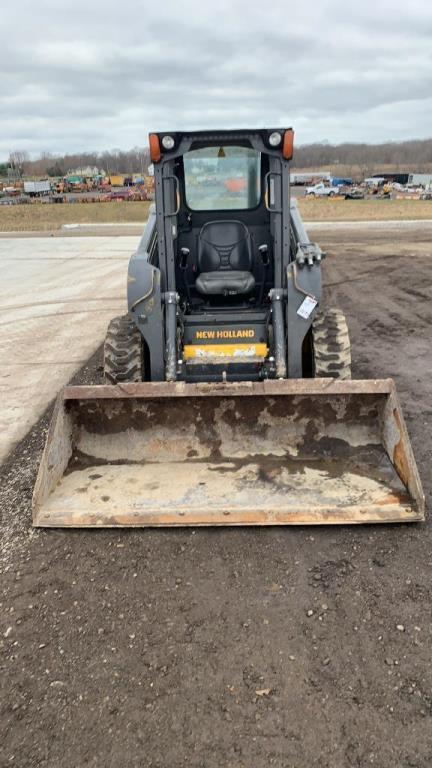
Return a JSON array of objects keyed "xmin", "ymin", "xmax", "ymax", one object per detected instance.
[{"xmin": 1, "ymin": 0, "xmax": 432, "ymax": 158}]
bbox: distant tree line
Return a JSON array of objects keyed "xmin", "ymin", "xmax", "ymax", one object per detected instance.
[
  {"xmin": 0, "ymin": 147, "xmax": 151, "ymax": 177},
  {"xmin": 291, "ymin": 139, "xmax": 432, "ymax": 173},
  {"xmin": 2, "ymin": 138, "xmax": 432, "ymax": 178}
]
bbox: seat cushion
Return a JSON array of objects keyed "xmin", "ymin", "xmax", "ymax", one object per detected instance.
[
  {"xmin": 198, "ymin": 220, "xmax": 252, "ymax": 273},
  {"xmin": 195, "ymin": 270, "xmax": 256, "ymax": 296}
]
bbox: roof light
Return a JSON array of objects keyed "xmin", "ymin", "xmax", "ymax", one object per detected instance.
[
  {"xmin": 282, "ymin": 129, "xmax": 294, "ymax": 160},
  {"xmin": 149, "ymin": 134, "xmax": 161, "ymax": 163},
  {"xmin": 269, "ymin": 131, "xmax": 282, "ymax": 147},
  {"xmin": 161, "ymin": 135, "xmax": 175, "ymax": 150}
]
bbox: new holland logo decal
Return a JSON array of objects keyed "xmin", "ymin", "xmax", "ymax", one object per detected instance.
[{"xmin": 195, "ymin": 329, "xmax": 255, "ymax": 340}]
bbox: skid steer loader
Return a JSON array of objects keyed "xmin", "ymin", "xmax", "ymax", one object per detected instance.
[{"xmin": 33, "ymin": 128, "xmax": 424, "ymax": 526}]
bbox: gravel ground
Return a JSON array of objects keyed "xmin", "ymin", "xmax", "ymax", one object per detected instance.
[{"xmin": 1, "ymin": 227, "xmax": 432, "ymax": 768}]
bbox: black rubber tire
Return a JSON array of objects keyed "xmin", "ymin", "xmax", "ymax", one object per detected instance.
[
  {"xmin": 312, "ymin": 308, "xmax": 351, "ymax": 379},
  {"xmin": 104, "ymin": 315, "xmax": 144, "ymax": 384}
]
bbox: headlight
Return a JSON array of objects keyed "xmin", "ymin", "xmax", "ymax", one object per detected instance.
[
  {"xmin": 268, "ymin": 131, "xmax": 282, "ymax": 147},
  {"xmin": 162, "ymin": 135, "xmax": 175, "ymax": 150}
]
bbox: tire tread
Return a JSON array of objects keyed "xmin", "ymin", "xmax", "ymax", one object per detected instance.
[
  {"xmin": 103, "ymin": 315, "xmax": 143, "ymax": 384},
  {"xmin": 312, "ymin": 308, "xmax": 352, "ymax": 379}
]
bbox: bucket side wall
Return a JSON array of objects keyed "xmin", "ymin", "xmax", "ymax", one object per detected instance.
[{"xmin": 32, "ymin": 396, "xmax": 74, "ymax": 520}]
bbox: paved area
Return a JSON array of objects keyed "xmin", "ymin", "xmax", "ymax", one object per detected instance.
[
  {"xmin": 306, "ymin": 218, "xmax": 432, "ymax": 230},
  {"xmin": 0, "ymin": 236, "xmax": 139, "ymax": 462}
]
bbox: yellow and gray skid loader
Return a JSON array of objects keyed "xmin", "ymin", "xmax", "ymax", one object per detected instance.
[{"xmin": 33, "ymin": 129, "xmax": 424, "ymax": 526}]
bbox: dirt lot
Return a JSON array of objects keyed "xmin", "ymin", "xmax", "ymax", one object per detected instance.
[
  {"xmin": 1, "ymin": 197, "xmax": 432, "ymax": 231},
  {"xmin": 1, "ymin": 225, "xmax": 432, "ymax": 767}
]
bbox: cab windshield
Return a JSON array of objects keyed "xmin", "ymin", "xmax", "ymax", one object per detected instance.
[{"xmin": 183, "ymin": 146, "xmax": 261, "ymax": 211}]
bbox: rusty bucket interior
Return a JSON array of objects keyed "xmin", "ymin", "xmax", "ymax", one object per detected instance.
[{"xmin": 32, "ymin": 379, "xmax": 425, "ymax": 527}]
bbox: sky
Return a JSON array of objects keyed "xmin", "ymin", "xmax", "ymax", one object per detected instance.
[{"xmin": 1, "ymin": 0, "xmax": 432, "ymax": 159}]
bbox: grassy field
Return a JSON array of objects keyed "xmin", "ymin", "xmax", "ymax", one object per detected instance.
[
  {"xmin": 301, "ymin": 196, "xmax": 432, "ymax": 221},
  {"xmin": 0, "ymin": 201, "xmax": 151, "ymax": 232},
  {"xmin": 0, "ymin": 197, "xmax": 432, "ymax": 232}
]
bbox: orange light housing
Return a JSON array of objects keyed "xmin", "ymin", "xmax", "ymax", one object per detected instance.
[
  {"xmin": 282, "ymin": 129, "xmax": 294, "ymax": 160},
  {"xmin": 149, "ymin": 133, "xmax": 162, "ymax": 163}
]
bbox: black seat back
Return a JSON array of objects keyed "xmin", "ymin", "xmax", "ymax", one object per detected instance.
[{"xmin": 198, "ymin": 220, "xmax": 252, "ymax": 273}]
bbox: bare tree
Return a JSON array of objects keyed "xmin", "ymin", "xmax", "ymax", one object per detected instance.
[{"xmin": 8, "ymin": 150, "xmax": 30, "ymax": 176}]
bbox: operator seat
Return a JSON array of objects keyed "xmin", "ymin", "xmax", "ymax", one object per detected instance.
[{"xmin": 195, "ymin": 220, "xmax": 256, "ymax": 296}]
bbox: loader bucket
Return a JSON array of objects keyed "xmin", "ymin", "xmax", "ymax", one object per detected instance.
[{"xmin": 32, "ymin": 380, "xmax": 424, "ymax": 527}]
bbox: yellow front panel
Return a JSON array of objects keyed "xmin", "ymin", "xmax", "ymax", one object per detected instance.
[{"xmin": 183, "ymin": 343, "xmax": 268, "ymax": 360}]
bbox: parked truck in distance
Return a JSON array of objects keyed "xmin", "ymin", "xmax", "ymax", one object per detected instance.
[
  {"xmin": 24, "ymin": 180, "xmax": 51, "ymax": 197},
  {"xmin": 305, "ymin": 182, "xmax": 340, "ymax": 197}
]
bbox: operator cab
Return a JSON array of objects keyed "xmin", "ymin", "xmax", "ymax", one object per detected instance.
[
  {"xmin": 173, "ymin": 140, "xmax": 273, "ymax": 310},
  {"xmin": 131, "ymin": 128, "xmax": 318, "ymax": 383}
]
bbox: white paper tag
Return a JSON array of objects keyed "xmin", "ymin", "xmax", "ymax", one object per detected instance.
[{"xmin": 297, "ymin": 295, "xmax": 317, "ymax": 320}]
